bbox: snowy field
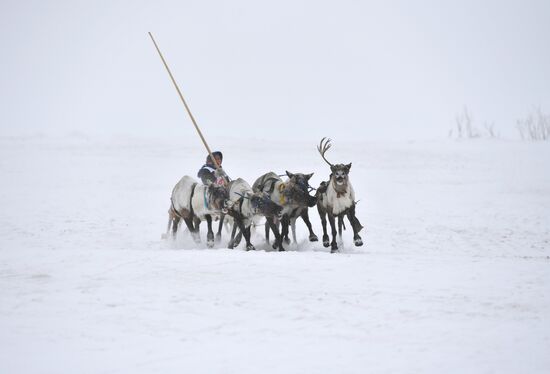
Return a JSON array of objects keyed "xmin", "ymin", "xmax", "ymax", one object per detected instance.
[{"xmin": 1, "ymin": 134, "xmax": 549, "ymax": 374}]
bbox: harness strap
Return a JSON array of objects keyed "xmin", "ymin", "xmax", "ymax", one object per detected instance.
[
  {"xmin": 203, "ymin": 188, "xmax": 208, "ymax": 209},
  {"xmin": 257, "ymin": 176, "xmax": 280, "ymax": 195},
  {"xmin": 170, "ymin": 182, "xmax": 198, "ymax": 219},
  {"xmin": 239, "ymin": 196, "xmax": 245, "ymax": 216},
  {"xmin": 189, "ymin": 183, "xmax": 197, "ymax": 217},
  {"xmin": 170, "ymin": 198, "xmax": 184, "ymax": 219},
  {"xmin": 266, "ymin": 177, "xmax": 280, "ymax": 194}
]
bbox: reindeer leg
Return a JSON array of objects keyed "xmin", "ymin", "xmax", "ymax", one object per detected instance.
[
  {"xmin": 172, "ymin": 216, "xmax": 181, "ymax": 239},
  {"xmin": 205, "ymin": 214, "xmax": 214, "ymax": 248},
  {"xmin": 246, "ymin": 225, "xmax": 256, "ymax": 251},
  {"xmin": 301, "ymin": 209, "xmax": 318, "ymax": 242},
  {"xmin": 328, "ymin": 213, "xmax": 338, "ymax": 253},
  {"xmin": 232, "ymin": 217, "xmax": 252, "ymax": 250},
  {"xmin": 182, "ymin": 216, "xmax": 200, "ymax": 244},
  {"xmin": 281, "ymin": 215, "xmax": 291, "ymax": 245},
  {"xmin": 231, "ymin": 215, "xmax": 243, "ymax": 247},
  {"xmin": 266, "ymin": 216, "xmax": 280, "ymax": 247},
  {"xmin": 243, "ymin": 225, "xmax": 255, "ymax": 251},
  {"xmin": 227, "ymin": 221, "xmax": 238, "ymax": 249},
  {"xmin": 265, "ymin": 220, "xmax": 270, "ymax": 245},
  {"xmin": 318, "ymin": 205, "xmax": 330, "ymax": 248},
  {"xmin": 267, "ymin": 217, "xmax": 285, "ymax": 251},
  {"xmin": 291, "ymin": 217, "xmax": 297, "ymax": 244},
  {"xmin": 163, "ymin": 211, "xmax": 173, "ymax": 240},
  {"xmin": 347, "ymin": 205, "xmax": 363, "ymax": 247},
  {"xmin": 216, "ymin": 214, "xmax": 225, "ymax": 243},
  {"xmin": 233, "ymin": 229, "xmax": 243, "ymax": 247},
  {"xmin": 192, "ymin": 216, "xmax": 201, "ymax": 242},
  {"xmin": 267, "ymin": 218, "xmax": 277, "ymax": 250},
  {"xmin": 337, "ymin": 215, "xmax": 345, "ymax": 247}
]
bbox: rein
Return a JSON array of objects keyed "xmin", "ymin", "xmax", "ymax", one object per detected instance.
[
  {"xmin": 257, "ymin": 176, "xmax": 280, "ymax": 195},
  {"xmin": 234, "ymin": 192, "xmax": 250, "ymax": 200},
  {"xmin": 234, "ymin": 192, "xmax": 256, "ymax": 216},
  {"xmin": 233, "ymin": 192, "xmax": 248, "ymax": 215}
]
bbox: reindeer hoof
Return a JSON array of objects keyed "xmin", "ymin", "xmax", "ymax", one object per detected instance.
[
  {"xmin": 354, "ymin": 237, "xmax": 363, "ymax": 246},
  {"xmin": 309, "ymin": 234, "xmax": 318, "ymax": 242},
  {"xmin": 207, "ymin": 241, "xmax": 214, "ymax": 248},
  {"xmin": 279, "ymin": 247, "xmax": 286, "ymax": 252},
  {"xmin": 330, "ymin": 248, "xmax": 339, "ymax": 253},
  {"xmin": 322, "ymin": 235, "xmax": 330, "ymax": 247},
  {"xmin": 246, "ymin": 244, "xmax": 255, "ymax": 251},
  {"xmin": 283, "ymin": 237, "xmax": 291, "ymax": 245},
  {"xmin": 331, "ymin": 242, "xmax": 338, "ymax": 252},
  {"xmin": 227, "ymin": 241, "xmax": 235, "ymax": 249},
  {"xmin": 215, "ymin": 233, "xmax": 222, "ymax": 243}
]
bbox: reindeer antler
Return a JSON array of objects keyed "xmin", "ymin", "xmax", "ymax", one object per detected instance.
[{"xmin": 317, "ymin": 137, "xmax": 334, "ymax": 167}]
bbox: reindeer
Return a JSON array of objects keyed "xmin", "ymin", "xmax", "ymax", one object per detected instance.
[
  {"xmin": 252, "ymin": 171, "xmax": 317, "ymax": 249},
  {"xmin": 224, "ymin": 178, "xmax": 283, "ymax": 251},
  {"xmin": 166, "ymin": 175, "xmax": 229, "ymax": 247},
  {"xmin": 279, "ymin": 172, "xmax": 318, "ymax": 244},
  {"xmin": 316, "ymin": 138, "xmax": 363, "ymax": 252}
]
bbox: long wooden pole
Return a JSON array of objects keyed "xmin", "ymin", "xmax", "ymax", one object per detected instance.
[{"xmin": 148, "ymin": 32, "xmax": 220, "ymax": 169}]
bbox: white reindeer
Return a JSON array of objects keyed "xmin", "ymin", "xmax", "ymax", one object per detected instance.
[
  {"xmin": 316, "ymin": 138, "xmax": 363, "ymax": 252},
  {"xmin": 166, "ymin": 175, "xmax": 228, "ymax": 247}
]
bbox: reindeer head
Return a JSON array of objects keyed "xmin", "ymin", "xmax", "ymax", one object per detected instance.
[
  {"xmin": 207, "ymin": 184, "xmax": 229, "ymax": 211},
  {"xmin": 284, "ymin": 171, "xmax": 316, "ymax": 206},
  {"xmin": 249, "ymin": 192, "xmax": 283, "ymax": 218},
  {"xmin": 330, "ymin": 163, "xmax": 352, "ymax": 186},
  {"xmin": 317, "ymin": 137, "xmax": 352, "ymax": 188},
  {"xmin": 285, "ymin": 171, "xmax": 313, "ymax": 192}
]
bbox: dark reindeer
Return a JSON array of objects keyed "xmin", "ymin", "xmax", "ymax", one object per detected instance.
[
  {"xmin": 279, "ymin": 172, "xmax": 318, "ymax": 244},
  {"xmin": 316, "ymin": 138, "xmax": 363, "ymax": 253},
  {"xmin": 253, "ymin": 171, "xmax": 317, "ymax": 249},
  {"xmin": 225, "ymin": 178, "xmax": 283, "ymax": 251},
  {"xmin": 166, "ymin": 175, "xmax": 229, "ymax": 247}
]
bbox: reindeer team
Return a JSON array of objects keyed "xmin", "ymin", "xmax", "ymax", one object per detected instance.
[{"xmin": 166, "ymin": 138, "xmax": 363, "ymax": 253}]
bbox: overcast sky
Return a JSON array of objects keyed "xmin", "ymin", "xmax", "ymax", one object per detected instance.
[{"xmin": 1, "ymin": 0, "xmax": 549, "ymax": 141}]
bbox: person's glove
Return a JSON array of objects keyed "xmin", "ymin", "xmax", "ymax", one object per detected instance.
[{"xmin": 215, "ymin": 168, "xmax": 227, "ymax": 178}]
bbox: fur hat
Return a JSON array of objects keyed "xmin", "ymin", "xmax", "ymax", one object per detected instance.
[{"xmin": 206, "ymin": 151, "xmax": 223, "ymax": 164}]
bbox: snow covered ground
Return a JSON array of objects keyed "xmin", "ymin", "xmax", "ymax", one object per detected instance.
[{"xmin": 1, "ymin": 134, "xmax": 549, "ymax": 373}]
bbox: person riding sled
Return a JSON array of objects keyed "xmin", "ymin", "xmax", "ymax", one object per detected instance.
[{"xmin": 197, "ymin": 151, "xmax": 230, "ymax": 186}]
